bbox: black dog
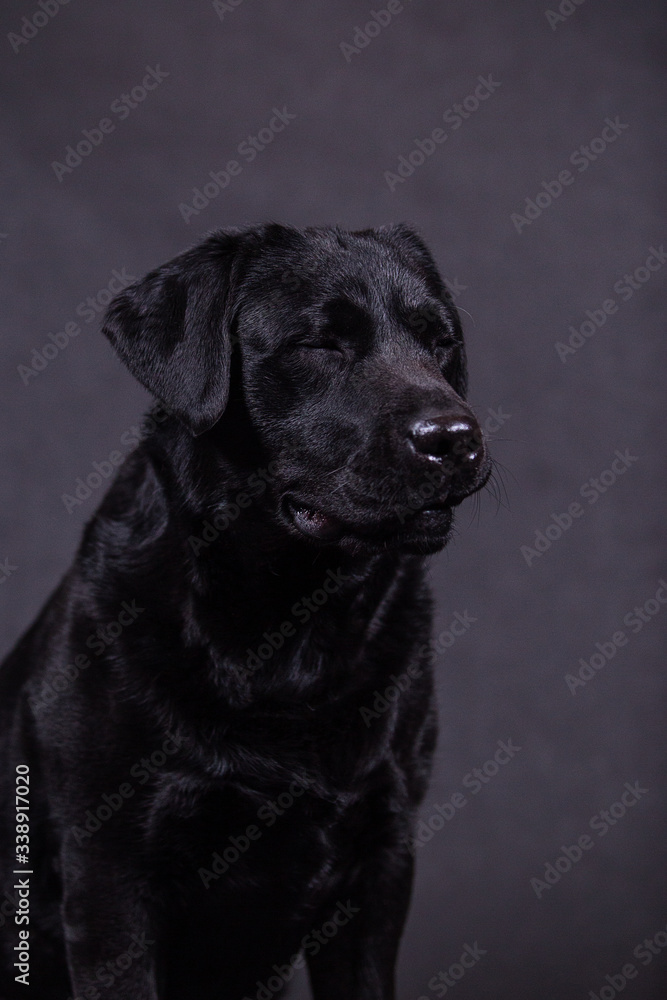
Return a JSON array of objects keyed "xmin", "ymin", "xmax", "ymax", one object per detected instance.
[{"xmin": 0, "ymin": 223, "xmax": 490, "ymax": 999}]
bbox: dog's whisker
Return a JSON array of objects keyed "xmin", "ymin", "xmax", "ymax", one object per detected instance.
[
  {"xmin": 456, "ymin": 306, "xmax": 475, "ymax": 325},
  {"xmin": 483, "ymin": 461, "xmax": 511, "ymax": 514}
]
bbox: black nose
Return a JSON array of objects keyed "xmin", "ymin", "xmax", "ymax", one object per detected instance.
[{"xmin": 408, "ymin": 415, "xmax": 483, "ymax": 469}]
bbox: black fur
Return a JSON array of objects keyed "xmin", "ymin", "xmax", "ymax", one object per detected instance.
[{"xmin": 0, "ymin": 223, "xmax": 490, "ymax": 999}]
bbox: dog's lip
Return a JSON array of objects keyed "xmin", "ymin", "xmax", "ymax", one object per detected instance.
[
  {"xmin": 284, "ymin": 493, "xmax": 455, "ymax": 547},
  {"xmin": 285, "ymin": 498, "xmax": 344, "ymax": 541},
  {"xmin": 415, "ymin": 499, "xmax": 450, "ymax": 514}
]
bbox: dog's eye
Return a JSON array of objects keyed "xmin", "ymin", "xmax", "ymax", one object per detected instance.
[
  {"xmin": 433, "ymin": 337, "xmax": 457, "ymax": 363},
  {"xmin": 296, "ymin": 341, "xmax": 344, "ymax": 355}
]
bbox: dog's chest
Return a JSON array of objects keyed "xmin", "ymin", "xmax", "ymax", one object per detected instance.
[
  {"xmin": 146, "ymin": 771, "xmax": 370, "ymax": 934},
  {"xmin": 146, "ymin": 705, "xmax": 398, "ymax": 912}
]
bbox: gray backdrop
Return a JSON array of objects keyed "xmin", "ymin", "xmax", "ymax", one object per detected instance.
[{"xmin": 1, "ymin": 0, "xmax": 665, "ymax": 997}]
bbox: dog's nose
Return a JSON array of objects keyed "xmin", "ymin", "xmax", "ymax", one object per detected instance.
[{"xmin": 408, "ymin": 415, "xmax": 482, "ymax": 469}]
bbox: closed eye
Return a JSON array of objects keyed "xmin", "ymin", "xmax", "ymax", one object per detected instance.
[
  {"xmin": 433, "ymin": 336, "xmax": 457, "ymax": 362},
  {"xmin": 296, "ymin": 341, "xmax": 345, "ymax": 355}
]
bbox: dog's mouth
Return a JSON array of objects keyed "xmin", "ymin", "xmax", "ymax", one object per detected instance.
[
  {"xmin": 286, "ymin": 499, "xmax": 344, "ymax": 542},
  {"xmin": 284, "ymin": 494, "xmax": 455, "ymax": 546}
]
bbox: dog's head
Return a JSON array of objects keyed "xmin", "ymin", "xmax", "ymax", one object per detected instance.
[{"xmin": 103, "ymin": 223, "xmax": 490, "ymax": 555}]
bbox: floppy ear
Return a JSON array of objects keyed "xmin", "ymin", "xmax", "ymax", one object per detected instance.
[{"xmin": 102, "ymin": 231, "xmax": 242, "ymax": 436}]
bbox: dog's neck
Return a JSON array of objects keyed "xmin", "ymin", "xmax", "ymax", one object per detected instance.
[
  {"xmin": 85, "ymin": 422, "xmax": 427, "ymax": 735},
  {"xmin": 112, "ymin": 421, "xmax": 417, "ymax": 646}
]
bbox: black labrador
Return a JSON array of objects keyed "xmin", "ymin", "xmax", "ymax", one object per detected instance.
[{"xmin": 0, "ymin": 223, "xmax": 490, "ymax": 999}]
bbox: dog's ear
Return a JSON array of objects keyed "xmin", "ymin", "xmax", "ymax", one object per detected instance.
[{"xmin": 102, "ymin": 232, "xmax": 243, "ymax": 436}]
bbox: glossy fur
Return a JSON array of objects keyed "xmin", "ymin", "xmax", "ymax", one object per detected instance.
[{"xmin": 0, "ymin": 224, "xmax": 490, "ymax": 999}]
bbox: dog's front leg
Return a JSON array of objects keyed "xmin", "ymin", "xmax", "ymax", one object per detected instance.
[
  {"xmin": 306, "ymin": 842, "xmax": 414, "ymax": 1000},
  {"xmin": 61, "ymin": 846, "xmax": 159, "ymax": 999}
]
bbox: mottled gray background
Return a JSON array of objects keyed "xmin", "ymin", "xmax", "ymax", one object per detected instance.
[{"xmin": 1, "ymin": 0, "xmax": 665, "ymax": 997}]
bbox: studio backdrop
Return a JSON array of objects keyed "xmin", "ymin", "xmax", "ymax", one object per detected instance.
[{"xmin": 1, "ymin": 1, "xmax": 665, "ymax": 997}]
